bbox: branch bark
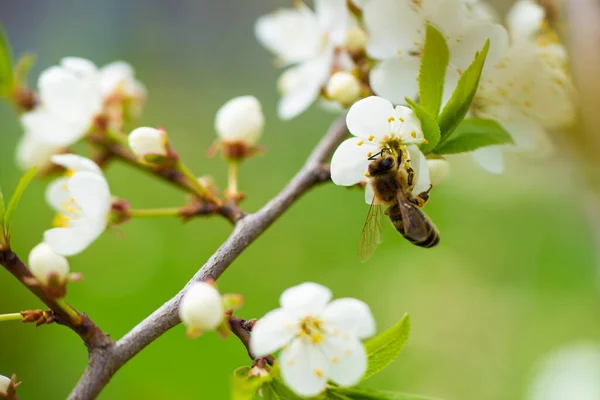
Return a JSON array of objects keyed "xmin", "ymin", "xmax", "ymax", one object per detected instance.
[{"xmin": 67, "ymin": 116, "xmax": 348, "ymax": 399}]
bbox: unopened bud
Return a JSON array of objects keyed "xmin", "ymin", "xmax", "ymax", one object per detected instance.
[
  {"xmin": 28, "ymin": 243, "xmax": 69, "ymax": 286},
  {"xmin": 0, "ymin": 374, "xmax": 20, "ymax": 399},
  {"xmin": 427, "ymin": 159, "xmax": 450, "ymax": 187},
  {"xmin": 179, "ymin": 282, "xmax": 225, "ymax": 339},
  {"xmin": 215, "ymin": 96, "xmax": 264, "ymax": 146},
  {"xmin": 346, "ymin": 26, "xmax": 368, "ymax": 53},
  {"xmin": 128, "ymin": 127, "xmax": 169, "ymax": 158},
  {"xmin": 0, "ymin": 375, "xmax": 10, "ymax": 395},
  {"xmin": 326, "ymin": 72, "xmax": 361, "ymax": 106}
]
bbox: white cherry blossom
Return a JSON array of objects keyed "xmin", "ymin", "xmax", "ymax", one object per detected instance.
[
  {"xmin": 331, "ymin": 96, "xmax": 431, "ymax": 197},
  {"xmin": 255, "ymin": 1, "xmax": 350, "ymax": 119},
  {"xmin": 215, "ymin": 96, "xmax": 265, "ymax": 146},
  {"xmin": 44, "ymin": 155, "xmax": 111, "ymax": 256},
  {"xmin": 15, "ymin": 132, "xmax": 63, "ymax": 170},
  {"xmin": 250, "ymin": 282, "xmax": 375, "ymax": 397},
  {"xmin": 179, "ymin": 282, "xmax": 224, "ymax": 339},
  {"xmin": 363, "ymin": 0, "xmax": 508, "ymax": 104},
  {"xmin": 128, "ymin": 127, "xmax": 169, "ymax": 158},
  {"xmin": 28, "ymin": 243, "xmax": 70, "ymax": 285}
]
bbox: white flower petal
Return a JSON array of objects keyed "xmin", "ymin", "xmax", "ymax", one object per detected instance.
[
  {"xmin": 370, "ymin": 58, "xmax": 421, "ymax": 105},
  {"xmin": 331, "ymin": 138, "xmax": 379, "ymax": 186},
  {"xmin": 451, "ymin": 23, "xmax": 509, "ymax": 73},
  {"xmin": 179, "ymin": 282, "xmax": 224, "ymax": 336},
  {"xmin": 346, "ymin": 96, "xmax": 395, "ymax": 140},
  {"xmin": 215, "ymin": 96, "xmax": 265, "ymax": 144},
  {"xmin": 408, "ymin": 145, "xmax": 431, "ymax": 196},
  {"xmin": 280, "ymin": 282, "xmax": 332, "ymax": 316},
  {"xmin": 322, "ymin": 298, "xmax": 375, "ymax": 339},
  {"xmin": 280, "ymin": 338, "xmax": 329, "ymax": 397},
  {"xmin": 250, "ymin": 308, "xmax": 298, "ymax": 357},
  {"xmin": 45, "ymin": 177, "xmax": 70, "ymax": 211},
  {"xmin": 44, "ymin": 222, "xmax": 104, "ymax": 256},
  {"xmin": 323, "ymin": 334, "xmax": 368, "ymax": 386},
  {"xmin": 472, "ymin": 146, "xmax": 505, "ymax": 174},
  {"xmin": 99, "ymin": 61, "xmax": 135, "ymax": 97},
  {"xmin": 507, "ymin": 0, "xmax": 545, "ymax": 41},
  {"xmin": 60, "ymin": 57, "xmax": 98, "ymax": 76},
  {"xmin": 129, "ymin": 127, "xmax": 168, "ymax": 157},
  {"xmin": 365, "ymin": 179, "xmax": 375, "ymax": 205},
  {"xmin": 68, "ymin": 172, "xmax": 111, "ymax": 219},
  {"xmin": 16, "ymin": 132, "xmax": 60, "ymax": 170},
  {"xmin": 255, "ymin": 7, "xmax": 323, "ymax": 64},
  {"xmin": 21, "ymin": 108, "xmax": 89, "ymax": 147},
  {"xmin": 364, "ymin": 0, "xmax": 422, "ymax": 60},
  {"xmin": 28, "ymin": 242, "xmax": 70, "ymax": 285},
  {"xmin": 395, "ymin": 106, "xmax": 423, "ymax": 140},
  {"xmin": 315, "ymin": 0, "xmax": 348, "ymax": 45},
  {"xmin": 50, "ymin": 154, "xmax": 102, "ymax": 174},
  {"xmin": 501, "ymin": 117, "xmax": 552, "ymax": 154}
]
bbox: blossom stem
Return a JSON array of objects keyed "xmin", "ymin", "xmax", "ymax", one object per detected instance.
[
  {"xmin": 129, "ymin": 208, "xmax": 181, "ymax": 218},
  {"xmin": 227, "ymin": 161, "xmax": 240, "ymax": 199},
  {"xmin": 0, "ymin": 313, "xmax": 22, "ymax": 323},
  {"xmin": 55, "ymin": 298, "xmax": 83, "ymax": 326},
  {"xmin": 176, "ymin": 162, "xmax": 222, "ymax": 205}
]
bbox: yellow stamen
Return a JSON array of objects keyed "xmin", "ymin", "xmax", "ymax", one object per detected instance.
[
  {"xmin": 524, "ymin": 100, "xmax": 532, "ymax": 108},
  {"xmin": 368, "ymin": 135, "xmax": 375, "ymax": 141},
  {"xmin": 331, "ymin": 356, "xmax": 339, "ymax": 364},
  {"xmin": 52, "ymin": 213, "xmax": 70, "ymax": 228},
  {"xmin": 364, "ymin": 172, "xmax": 371, "ymax": 178},
  {"xmin": 357, "ymin": 140, "xmax": 364, "ymax": 146},
  {"xmin": 410, "ymin": 131, "xmax": 417, "ymax": 138},
  {"xmin": 422, "ymin": 138, "xmax": 429, "ymax": 144},
  {"xmin": 314, "ymin": 369, "xmax": 324, "ymax": 378},
  {"xmin": 387, "ymin": 116, "xmax": 395, "ymax": 123},
  {"xmin": 398, "ymin": 117, "xmax": 404, "ymax": 122},
  {"xmin": 367, "ymin": 152, "xmax": 372, "ymax": 157}
]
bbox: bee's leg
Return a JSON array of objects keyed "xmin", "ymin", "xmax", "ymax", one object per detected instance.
[
  {"xmin": 406, "ymin": 167, "xmax": 415, "ymax": 187},
  {"xmin": 413, "ymin": 185, "xmax": 433, "ymax": 207}
]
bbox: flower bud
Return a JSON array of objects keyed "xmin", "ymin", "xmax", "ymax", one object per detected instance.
[
  {"xmin": 215, "ymin": 96, "xmax": 264, "ymax": 146},
  {"xmin": 427, "ymin": 159, "xmax": 450, "ymax": 187},
  {"xmin": 346, "ymin": 26, "xmax": 368, "ymax": 53},
  {"xmin": 128, "ymin": 127, "xmax": 169, "ymax": 158},
  {"xmin": 0, "ymin": 375, "xmax": 10, "ymax": 394},
  {"xmin": 0, "ymin": 374, "xmax": 19, "ymax": 399},
  {"xmin": 179, "ymin": 282, "xmax": 224, "ymax": 339},
  {"xmin": 28, "ymin": 243, "xmax": 70, "ymax": 286},
  {"xmin": 325, "ymin": 72, "xmax": 361, "ymax": 106}
]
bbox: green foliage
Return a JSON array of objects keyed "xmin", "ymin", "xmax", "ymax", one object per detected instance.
[
  {"xmin": 437, "ymin": 40, "xmax": 490, "ymax": 141},
  {"xmin": 2, "ymin": 167, "xmax": 37, "ymax": 244},
  {"xmin": 230, "ymin": 366, "xmax": 271, "ymax": 400},
  {"xmin": 262, "ymin": 379, "xmax": 305, "ymax": 400},
  {"xmin": 418, "ymin": 24, "xmax": 450, "ymax": 117},
  {"xmin": 405, "ymin": 98, "xmax": 440, "ymax": 154},
  {"xmin": 13, "ymin": 53, "xmax": 35, "ymax": 89},
  {"xmin": 0, "ymin": 24, "xmax": 14, "ymax": 97},
  {"xmin": 435, "ymin": 118, "xmax": 514, "ymax": 155},
  {"xmin": 363, "ymin": 314, "xmax": 411, "ymax": 380},
  {"xmin": 331, "ymin": 388, "xmax": 438, "ymax": 400}
]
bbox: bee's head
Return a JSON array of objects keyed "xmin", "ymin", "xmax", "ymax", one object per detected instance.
[{"xmin": 368, "ymin": 154, "xmax": 397, "ymax": 176}]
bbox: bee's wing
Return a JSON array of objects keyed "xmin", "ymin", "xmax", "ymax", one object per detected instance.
[
  {"xmin": 359, "ymin": 195, "xmax": 384, "ymax": 262},
  {"xmin": 396, "ymin": 190, "xmax": 431, "ymax": 243}
]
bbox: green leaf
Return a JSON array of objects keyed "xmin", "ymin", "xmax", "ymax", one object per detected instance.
[
  {"xmin": 3, "ymin": 167, "xmax": 37, "ymax": 238},
  {"xmin": 331, "ymin": 387, "xmax": 438, "ymax": 400},
  {"xmin": 437, "ymin": 39, "xmax": 490, "ymax": 141},
  {"xmin": 13, "ymin": 53, "xmax": 35, "ymax": 89},
  {"xmin": 435, "ymin": 118, "xmax": 514, "ymax": 155},
  {"xmin": 405, "ymin": 98, "xmax": 440, "ymax": 154},
  {"xmin": 0, "ymin": 24, "xmax": 14, "ymax": 97},
  {"xmin": 418, "ymin": 23, "xmax": 450, "ymax": 117},
  {"xmin": 262, "ymin": 379, "xmax": 305, "ymax": 400},
  {"xmin": 363, "ymin": 314, "xmax": 410, "ymax": 380},
  {"xmin": 231, "ymin": 368, "xmax": 269, "ymax": 400}
]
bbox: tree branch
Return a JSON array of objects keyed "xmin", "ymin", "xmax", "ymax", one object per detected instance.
[{"xmin": 67, "ymin": 115, "xmax": 347, "ymax": 399}]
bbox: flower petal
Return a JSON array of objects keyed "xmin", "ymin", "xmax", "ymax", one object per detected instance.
[
  {"xmin": 395, "ymin": 105, "xmax": 423, "ymax": 141},
  {"xmin": 501, "ymin": 117, "xmax": 552, "ymax": 155},
  {"xmin": 331, "ymin": 138, "xmax": 379, "ymax": 186},
  {"xmin": 44, "ymin": 223, "xmax": 104, "ymax": 256},
  {"xmin": 51, "ymin": 154, "xmax": 102, "ymax": 174},
  {"xmin": 68, "ymin": 172, "xmax": 111, "ymax": 220},
  {"xmin": 45, "ymin": 177, "xmax": 70, "ymax": 211},
  {"xmin": 280, "ymin": 282, "xmax": 332, "ymax": 316},
  {"xmin": 280, "ymin": 338, "xmax": 329, "ymax": 397},
  {"xmin": 450, "ymin": 23, "xmax": 509, "ymax": 73},
  {"xmin": 323, "ymin": 334, "xmax": 368, "ymax": 386},
  {"xmin": 370, "ymin": 58, "xmax": 421, "ymax": 105},
  {"xmin": 322, "ymin": 298, "xmax": 375, "ymax": 339},
  {"xmin": 21, "ymin": 108, "xmax": 88, "ymax": 147},
  {"xmin": 472, "ymin": 146, "xmax": 505, "ymax": 174},
  {"xmin": 250, "ymin": 308, "xmax": 298, "ymax": 357},
  {"xmin": 315, "ymin": 0, "xmax": 349, "ymax": 45},
  {"xmin": 346, "ymin": 96, "xmax": 395, "ymax": 140},
  {"xmin": 15, "ymin": 132, "xmax": 60, "ymax": 170},
  {"xmin": 255, "ymin": 7, "xmax": 323, "ymax": 64},
  {"xmin": 506, "ymin": 0, "xmax": 545, "ymax": 41},
  {"xmin": 365, "ymin": 179, "xmax": 375, "ymax": 205},
  {"xmin": 364, "ymin": 0, "xmax": 422, "ymax": 60},
  {"xmin": 408, "ymin": 145, "xmax": 431, "ymax": 196}
]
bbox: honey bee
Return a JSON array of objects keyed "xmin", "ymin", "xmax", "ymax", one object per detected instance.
[{"xmin": 359, "ymin": 146, "xmax": 439, "ymax": 261}]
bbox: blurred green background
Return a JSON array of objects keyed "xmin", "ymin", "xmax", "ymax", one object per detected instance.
[{"xmin": 1, "ymin": 1, "xmax": 599, "ymax": 399}]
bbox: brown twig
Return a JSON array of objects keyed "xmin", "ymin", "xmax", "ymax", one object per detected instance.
[
  {"xmin": 66, "ymin": 115, "xmax": 347, "ymax": 399},
  {"xmin": 229, "ymin": 316, "xmax": 275, "ymax": 365},
  {"xmin": 0, "ymin": 251, "xmax": 112, "ymax": 349}
]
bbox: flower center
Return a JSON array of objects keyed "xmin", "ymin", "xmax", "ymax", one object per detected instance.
[
  {"xmin": 298, "ymin": 316, "xmax": 325, "ymax": 344},
  {"xmin": 53, "ymin": 197, "xmax": 82, "ymax": 228}
]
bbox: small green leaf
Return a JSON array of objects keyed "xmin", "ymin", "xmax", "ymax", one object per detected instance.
[
  {"xmin": 230, "ymin": 366, "xmax": 270, "ymax": 400},
  {"xmin": 0, "ymin": 187, "xmax": 5, "ymax": 226},
  {"xmin": 435, "ymin": 118, "xmax": 514, "ymax": 154},
  {"xmin": 437, "ymin": 39, "xmax": 490, "ymax": 141},
  {"xmin": 3, "ymin": 167, "xmax": 37, "ymax": 238},
  {"xmin": 262, "ymin": 379, "xmax": 304, "ymax": 400},
  {"xmin": 405, "ymin": 98, "xmax": 440, "ymax": 154},
  {"xmin": 0, "ymin": 24, "xmax": 14, "ymax": 97},
  {"xmin": 363, "ymin": 314, "xmax": 410, "ymax": 380},
  {"xmin": 13, "ymin": 53, "xmax": 35, "ymax": 89},
  {"xmin": 331, "ymin": 387, "xmax": 438, "ymax": 400},
  {"xmin": 419, "ymin": 23, "xmax": 450, "ymax": 117}
]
